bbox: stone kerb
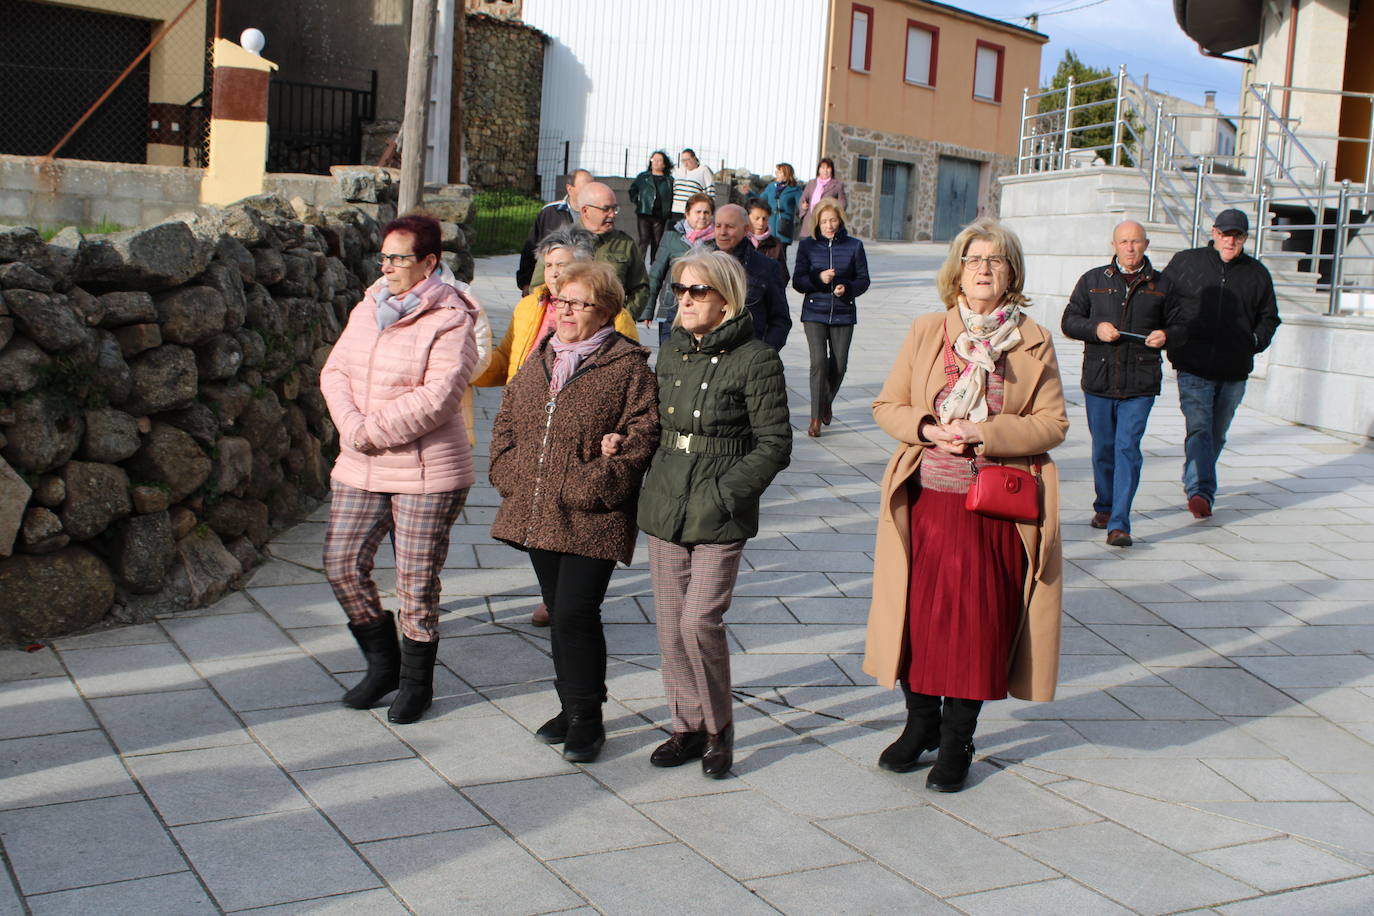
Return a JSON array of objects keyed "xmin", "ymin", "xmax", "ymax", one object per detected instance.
[{"xmin": 0, "ymin": 193, "xmax": 389, "ymax": 643}]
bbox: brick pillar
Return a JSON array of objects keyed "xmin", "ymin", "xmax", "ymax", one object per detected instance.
[{"xmin": 200, "ymin": 38, "xmax": 278, "ymax": 206}]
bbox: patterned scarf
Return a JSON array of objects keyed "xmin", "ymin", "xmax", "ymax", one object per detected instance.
[
  {"xmin": 375, "ymin": 274, "xmax": 438, "ymax": 331},
  {"xmin": 938, "ymin": 299, "xmax": 1024, "ymax": 424},
  {"xmin": 549, "ymin": 325, "xmax": 615, "ymax": 394},
  {"xmin": 685, "ymin": 224, "xmax": 716, "ymax": 245}
]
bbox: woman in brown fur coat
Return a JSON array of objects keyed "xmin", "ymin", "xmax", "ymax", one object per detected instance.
[{"xmin": 489, "ymin": 261, "xmax": 659, "ymax": 764}]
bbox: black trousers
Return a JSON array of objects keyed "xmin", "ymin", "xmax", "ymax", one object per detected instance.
[
  {"xmin": 637, "ymin": 214, "xmax": 668, "ymax": 263},
  {"xmin": 528, "ymin": 549, "xmax": 616, "ymax": 708},
  {"xmin": 803, "ymin": 321, "xmax": 854, "ymax": 421}
]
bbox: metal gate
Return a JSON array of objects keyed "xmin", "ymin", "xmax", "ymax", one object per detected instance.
[
  {"xmin": 877, "ymin": 161, "xmax": 911, "ymax": 240},
  {"xmin": 266, "ymin": 73, "xmax": 377, "ymax": 175},
  {"xmin": 934, "ymin": 156, "xmax": 982, "ymax": 241}
]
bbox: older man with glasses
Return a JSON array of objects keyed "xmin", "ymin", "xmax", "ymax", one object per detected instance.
[
  {"xmin": 1163, "ymin": 209, "xmax": 1281, "ymax": 519},
  {"xmin": 531, "ymin": 181, "xmax": 649, "ymax": 322}
]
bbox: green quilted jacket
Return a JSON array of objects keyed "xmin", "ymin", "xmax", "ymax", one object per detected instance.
[{"xmin": 637, "ymin": 310, "xmax": 792, "ymax": 544}]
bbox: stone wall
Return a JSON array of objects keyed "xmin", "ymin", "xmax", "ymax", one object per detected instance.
[
  {"xmin": 0, "ymin": 193, "xmax": 398, "ymax": 642},
  {"xmin": 824, "ymin": 122, "xmax": 1015, "ymax": 241},
  {"xmin": 462, "ymin": 13, "xmax": 547, "ymax": 193}
]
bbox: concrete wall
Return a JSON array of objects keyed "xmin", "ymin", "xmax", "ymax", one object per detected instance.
[{"xmin": 0, "ymin": 155, "xmax": 204, "ymax": 230}]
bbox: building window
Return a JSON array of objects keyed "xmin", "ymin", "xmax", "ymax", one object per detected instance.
[
  {"xmin": 850, "ymin": 4, "xmax": 873, "ymax": 73},
  {"xmin": 856, "ymin": 156, "xmax": 871, "ymax": 183},
  {"xmin": 973, "ymin": 41, "xmax": 1004, "ymax": 102},
  {"xmin": 904, "ymin": 21, "xmax": 938, "ymax": 87}
]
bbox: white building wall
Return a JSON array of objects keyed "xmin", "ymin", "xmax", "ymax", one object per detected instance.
[{"xmin": 523, "ymin": 0, "xmax": 829, "ymax": 199}]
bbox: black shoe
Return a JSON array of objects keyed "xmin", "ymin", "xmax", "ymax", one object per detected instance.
[
  {"xmin": 878, "ymin": 689, "xmax": 941, "ymax": 772},
  {"xmin": 701, "ymin": 724, "xmax": 734, "ymax": 779},
  {"xmin": 562, "ymin": 708, "xmax": 605, "ymax": 763},
  {"xmin": 650, "ymin": 731, "xmax": 707, "ymax": 767},
  {"xmin": 535, "ymin": 710, "xmax": 568, "ymax": 744},
  {"xmin": 342, "ymin": 612, "xmax": 400, "ymax": 709},
  {"xmin": 926, "ymin": 741, "xmax": 976, "ymax": 792},
  {"xmin": 388, "ymin": 636, "xmax": 438, "ymax": 725}
]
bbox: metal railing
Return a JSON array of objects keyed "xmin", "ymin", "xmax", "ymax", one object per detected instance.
[
  {"xmin": 1016, "ymin": 69, "xmax": 1374, "ymax": 317},
  {"xmin": 266, "ymin": 71, "xmax": 378, "ymax": 175}
]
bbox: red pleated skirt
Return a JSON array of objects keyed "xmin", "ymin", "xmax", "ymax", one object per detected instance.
[{"xmin": 905, "ymin": 485, "xmax": 1027, "ymax": 701}]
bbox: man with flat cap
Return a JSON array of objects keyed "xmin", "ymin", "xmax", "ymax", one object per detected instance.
[{"xmin": 1163, "ymin": 208, "xmax": 1281, "ymax": 518}]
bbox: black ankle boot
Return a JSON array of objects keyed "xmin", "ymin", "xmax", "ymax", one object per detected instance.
[
  {"xmin": 562, "ymin": 705, "xmax": 605, "ymax": 763},
  {"xmin": 878, "ymin": 686, "xmax": 941, "ymax": 772},
  {"xmin": 926, "ymin": 697, "xmax": 982, "ymax": 793},
  {"xmin": 388, "ymin": 636, "xmax": 439, "ymax": 725},
  {"xmin": 701, "ymin": 724, "xmax": 734, "ymax": 779},
  {"xmin": 536, "ymin": 710, "xmax": 568, "ymax": 744},
  {"xmin": 342, "ymin": 612, "xmax": 400, "ymax": 709}
]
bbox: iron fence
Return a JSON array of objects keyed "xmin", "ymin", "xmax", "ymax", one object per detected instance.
[{"xmin": 266, "ymin": 72, "xmax": 377, "ymax": 175}]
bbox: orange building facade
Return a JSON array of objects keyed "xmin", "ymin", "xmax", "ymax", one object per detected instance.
[{"xmin": 821, "ymin": 0, "xmax": 1045, "ymax": 240}]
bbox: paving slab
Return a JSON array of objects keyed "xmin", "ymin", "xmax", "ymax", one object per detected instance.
[
  {"xmin": 293, "ymin": 758, "xmax": 488, "ymax": 843},
  {"xmin": 746, "ymin": 861, "xmax": 954, "ymax": 914},
  {"xmin": 24, "ymin": 872, "xmax": 217, "ymax": 916},
  {"xmin": 89, "ymin": 687, "xmax": 250, "ymax": 756},
  {"xmin": 0, "ymin": 729, "xmax": 135, "ymax": 810},
  {"xmin": 550, "ymin": 842, "xmax": 776, "ymax": 916}
]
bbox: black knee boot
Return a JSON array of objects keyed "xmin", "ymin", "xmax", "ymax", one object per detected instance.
[
  {"xmin": 388, "ymin": 636, "xmax": 439, "ymax": 725},
  {"xmin": 878, "ymin": 685, "xmax": 942, "ymax": 772},
  {"xmin": 562, "ymin": 702, "xmax": 605, "ymax": 763},
  {"xmin": 342, "ymin": 612, "xmax": 401, "ymax": 709},
  {"xmin": 926, "ymin": 697, "xmax": 982, "ymax": 792}
]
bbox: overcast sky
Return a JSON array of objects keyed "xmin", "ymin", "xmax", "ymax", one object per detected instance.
[{"xmin": 955, "ymin": 0, "xmax": 1246, "ymax": 112}]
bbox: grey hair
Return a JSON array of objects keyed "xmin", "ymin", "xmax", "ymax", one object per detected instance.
[{"xmin": 536, "ymin": 226, "xmax": 597, "ymax": 260}]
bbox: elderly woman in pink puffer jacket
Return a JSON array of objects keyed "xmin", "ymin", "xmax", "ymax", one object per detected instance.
[{"xmin": 321, "ymin": 214, "xmax": 481, "ymax": 725}]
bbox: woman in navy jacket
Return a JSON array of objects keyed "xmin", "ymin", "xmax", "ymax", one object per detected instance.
[{"xmin": 793, "ymin": 198, "xmax": 870, "ymax": 437}]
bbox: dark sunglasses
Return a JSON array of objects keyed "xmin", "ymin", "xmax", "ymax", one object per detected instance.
[{"xmin": 670, "ymin": 282, "xmax": 718, "ymax": 301}]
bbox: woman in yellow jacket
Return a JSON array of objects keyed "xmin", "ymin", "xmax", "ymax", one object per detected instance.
[
  {"xmin": 475, "ymin": 228, "xmax": 640, "ymax": 387},
  {"xmin": 475, "ymin": 227, "xmax": 639, "ymax": 627}
]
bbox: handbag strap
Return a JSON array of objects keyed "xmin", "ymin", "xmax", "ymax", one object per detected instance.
[{"xmin": 968, "ymin": 456, "xmax": 1043, "ymax": 477}]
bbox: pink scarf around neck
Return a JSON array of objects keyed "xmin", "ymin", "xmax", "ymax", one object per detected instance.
[
  {"xmin": 549, "ymin": 325, "xmax": 616, "ymax": 394},
  {"xmin": 685, "ymin": 224, "xmax": 716, "ymax": 245}
]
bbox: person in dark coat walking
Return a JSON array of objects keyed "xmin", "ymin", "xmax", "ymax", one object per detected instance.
[
  {"xmin": 1163, "ymin": 209, "xmax": 1280, "ymax": 518},
  {"xmin": 747, "ymin": 198, "xmax": 790, "ymax": 286},
  {"xmin": 517, "ymin": 169, "xmax": 592, "ymax": 294},
  {"xmin": 629, "ymin": 151, "xmax": 674, "ymax": 263},
  {"xmin": 759, "ymin": 162, "xmax": 802, "ymax": 254},
  {"xmin": 1062, "ymin": 220, "xmax": 1187, "ymax": 547},
  {"xmin": 489, "ymin": 261, "xmax": 659, "ymax": 763},
  {"xmin": 631, "ymin": 250, "xmax": 791, "ymax": 778},
  {"xmin": 707, "ymin": 204, "xmax": 791, "ymax": 351},
  {"xmin": 793, "ymin": 198, "xmax": 870, "ymax": 437},
  {"xmin": 642, "ymin": 192, "xmax": 716, "ymax": 343}
]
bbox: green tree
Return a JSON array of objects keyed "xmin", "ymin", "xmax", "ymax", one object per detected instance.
[{"xmin": 1037, "ymin": 51, "xmax": 1136, "ymax": 165}]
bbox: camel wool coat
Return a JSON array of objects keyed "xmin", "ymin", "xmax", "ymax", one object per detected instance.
[{"xmin": 863, "ymin": 308, "xmax": 1069, "ymax": 702}]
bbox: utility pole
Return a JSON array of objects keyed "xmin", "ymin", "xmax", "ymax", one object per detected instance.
[
  {"xmin": 399, "ymin": 0, "xmax": 436, "ymax": 213},
  {"xmin": 448, "ymin": 5, "xmax": 464, "ymax": 183}
]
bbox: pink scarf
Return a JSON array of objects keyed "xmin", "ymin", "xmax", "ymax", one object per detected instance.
[
  {"xmin": 749, "ymin": 231, "xmax": 771, "ymax": 247},
  {"xmin": 685, "ymin": 224, "xmax": 716, "ymax": 245},
  {"xmin": 549, "ymin": 325, "xmax": 616, "ymax": 394},
  {"xmin": 809, "ymin": 178, "xmax": 832, "ymax": 207}
]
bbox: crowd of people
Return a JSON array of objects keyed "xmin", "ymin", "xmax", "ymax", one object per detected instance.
[{"xmin": 317, "ymin": 158, "xmax": 1279, "ymax": 792}]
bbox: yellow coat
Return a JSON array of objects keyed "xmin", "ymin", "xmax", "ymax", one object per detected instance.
[
  {"xmin": 474, "ymin": 285, "xmax": 641, "ymax": 387},
  {"xmin": 863, "ymin": 308, "xmax": 1069, "ymax": 702}
]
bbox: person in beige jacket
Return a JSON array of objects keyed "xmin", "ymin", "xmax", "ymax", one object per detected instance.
[{"xmin": 864, "ymin": 218, "xmax": 1068, "ymax": 793}]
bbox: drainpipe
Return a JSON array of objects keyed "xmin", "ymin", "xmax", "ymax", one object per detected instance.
[
  {"xmin": 819, "ymin": 0, "xmax": 837, "ymax": 161},
  {"xmin": 1281, "ymin": 0, "xmax": 1299, "ymax": 124}
]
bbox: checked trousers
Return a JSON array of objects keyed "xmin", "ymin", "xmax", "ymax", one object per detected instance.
[
  {"xmin": 323, "ymin": 482, "xmax": 467, "ymax": 643},
  {"xmin": 648, "ymin": 535, "xmax": 746, "ymax": 734}
]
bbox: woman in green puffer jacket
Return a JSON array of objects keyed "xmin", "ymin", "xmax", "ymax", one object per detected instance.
[{"xmin": 633, "ymin": 249, "xmax": 791, "ymax": 778}]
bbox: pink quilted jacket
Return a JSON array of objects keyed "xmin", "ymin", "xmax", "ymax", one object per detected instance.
[{"xmin": 321, "ymin": 275, "xmax": 480, "ymax": 494}]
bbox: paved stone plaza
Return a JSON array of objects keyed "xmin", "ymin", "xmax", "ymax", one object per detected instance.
[{"xmin": 3, "ymin": 243, "xmax": 1374, "ymax": 914}]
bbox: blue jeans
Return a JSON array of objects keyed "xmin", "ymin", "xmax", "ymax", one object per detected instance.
[
  {"xmin": 1176, "ymin": 371, "xmax": 1246, "ymax": 504},
  {"xmin": 1085, "ymin": 394, "xmax": 1155, "ymax": 533}
]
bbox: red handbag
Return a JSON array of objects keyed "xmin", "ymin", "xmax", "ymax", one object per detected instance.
[{"xmin": 965, "ymin": 458, "xmax": 1041, "ymax": 523}]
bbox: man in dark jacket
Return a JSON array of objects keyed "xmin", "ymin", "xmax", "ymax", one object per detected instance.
[
  {"xmin": 516, "ymin": 169, "xmax": 592, "ymax": 294},
  {"xmin": 1063, "ymin": 221, "xmax": 1186, "ymax": 547},
  {"xmin": 1164, "ymin": 209, "xmax": 1281, "ymax": 518},
  {"xmin": 529, "ymin": 181, "xmax": 651, "ymax": 320},
  {"xmin": 708, "ymin": 204, "xmax": 791, "ymax": 350}
]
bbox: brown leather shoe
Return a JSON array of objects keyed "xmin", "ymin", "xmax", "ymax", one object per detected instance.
[
  {"xmin": 1106, "ymin": 529, "xmax": 1133, "ymax": 548},
  {"xmin": 1187, "ymin": 495, "xmax": 1213, "ymax": 518},
  {"xmin": 1090, "ymin": 511, "xmax": 1110, "ymax": 529},
  {"xmin": 531, "ymin": 602, "xmax": 550, "ymax": 627},
  {"xmin": 701, "ymin": 724, "xmax": 734, "ymax": 779},
  {"xmin": 807, "ymin": 418, "xmax": 822, "ymax": 438},
  {"xmin": 650, "ymin": 731, "xmax": 707, "ymax": 767}
]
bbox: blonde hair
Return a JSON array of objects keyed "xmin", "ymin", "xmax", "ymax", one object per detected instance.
[
  {"xmin": 670, "ymin": 250, "xmax": 746, "ymax": 325},
  {"xmin": 557, "ymin": 261, "xmax": 624, "ymax": 323},
  {"xmin": 809, "ymin": 197, "xmax": 848, "ymax": 238},
  {"xmin": 935, "ymin": 218, "xmax": 1031, "ymax": 310}
]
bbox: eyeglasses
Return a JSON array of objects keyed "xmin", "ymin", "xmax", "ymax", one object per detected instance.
[
  {"xmin": 549, "ymin": 296, "xmax": 600, "ymax": 312},
  {"xmin": 961, "ymin": 255, "xmax": 1009, "ymax": 270},
  {"xmin": 670, "ymin": 283, "xmax": 718, "ymax": 301},
  {"xmin": 583, "ymin": 203, "xmax": 620, "ymax": 214},
  {"xmin": 376, "ymin": 253, "xmax": 420, "ymax": 266}
]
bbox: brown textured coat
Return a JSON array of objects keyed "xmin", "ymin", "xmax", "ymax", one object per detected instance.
[
  {"xmin": 863, "ymin": 309, "xmax": 1069, "ymax": 702},
  {"xmin": 489, "ymin": 333, "xmax": 659, "ymax": 565}
]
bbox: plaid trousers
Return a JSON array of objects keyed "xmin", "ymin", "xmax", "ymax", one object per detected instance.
[
  {"xmin": 323, "ymin": 483, "xmax": 467, "ymax": 642},
  {"xmin": 648, "ymin": 535, "xmax": 746, "ymax": 734}
]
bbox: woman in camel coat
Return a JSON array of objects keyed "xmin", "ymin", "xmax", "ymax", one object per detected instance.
[{"xmin": 864, "ymin": 218, "xmax": 1067, "ymax": 793}]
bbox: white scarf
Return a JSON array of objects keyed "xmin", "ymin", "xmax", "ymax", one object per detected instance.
[{"xmin": 938, "ymin": 299, "xmax": 1023, "ymax": 424}]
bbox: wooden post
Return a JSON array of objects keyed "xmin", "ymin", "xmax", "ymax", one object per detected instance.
[
  {"xmin": 399, "ymin": 0, "xmax": 437, "ymax": 213},
  {"xmin": 448, "ymin": 7, "xmax": 465, "ymax": 184}
]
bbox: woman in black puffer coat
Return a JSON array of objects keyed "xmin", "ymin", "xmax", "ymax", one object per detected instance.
[{"xmin": 793, "ymin": 198, "xmax": 870, "ymax": 437}]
